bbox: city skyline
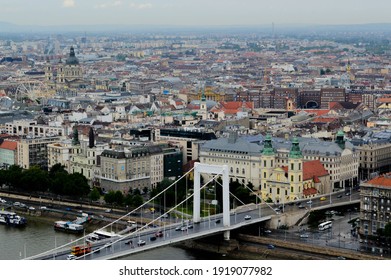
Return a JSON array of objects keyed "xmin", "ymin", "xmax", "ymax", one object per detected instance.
[{"xmin": 2, "ymin": 0, "xmax": 391, "ymax": 28}]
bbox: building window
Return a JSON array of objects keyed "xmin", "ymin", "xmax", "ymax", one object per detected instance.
[
  {"xmin": 291, "ymin": 175, "xmax": 294, "ymax": 182},
  {"xmin": 291, "ymin": 163, "xmax": 294, "ymax": 170}
]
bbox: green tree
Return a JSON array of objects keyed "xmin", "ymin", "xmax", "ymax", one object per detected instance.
[
  {"xmin": 131, "ymin": 194, "xmax": 144, "ymax": 208},
  {"xmin": 104, "ymin": 191, "xmax": 116, "ymax": 205},
  {"xmin": 89, "ymin": 187, "xmax": 101, "ymax": 202},
  {"xmin": 5, "ymin": 165, "xmax": 23, "ymax": 189},
  {"xmin": 20, "ymin": 166, "xmax": 49, "ymax": 192},
  {"xmin": 49, "ymin": 163, "xmax": 68, "ymax": 177},
  {"xmin": 64, "ymin": 173, "xmax": 90, "ymax": 197}
]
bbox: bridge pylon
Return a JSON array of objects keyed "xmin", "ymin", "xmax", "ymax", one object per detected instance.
[{"xmin": 193, "ymin": 162, "xmax": 230, "ymax": 240}]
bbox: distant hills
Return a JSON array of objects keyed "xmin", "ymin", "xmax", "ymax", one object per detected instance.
[{"xmin": 0, "ymin": 21, "xmax": 391, "ymax": 35}]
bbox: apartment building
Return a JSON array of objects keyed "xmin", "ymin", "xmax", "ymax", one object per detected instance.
[
  {"xmin": 360, "ymin": 174, "xmax": 391, "ymax": 239},
  {"xmin": 4, "ymin": 120, "xmax": 64, "ymax": 138}
]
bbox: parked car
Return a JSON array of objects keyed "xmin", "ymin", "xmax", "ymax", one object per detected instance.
[{"xmin": 267, "ymin": 244, "xmax": 275, "ymax": 249}]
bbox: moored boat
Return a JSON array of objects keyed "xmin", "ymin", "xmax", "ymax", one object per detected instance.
[
  {"xmin": 0, "ymin": 210, "xmax": 27, "ymax": 227},
  {"xmin": 54, "ymin": 220, "xmax": 84, "ymax": 234}
]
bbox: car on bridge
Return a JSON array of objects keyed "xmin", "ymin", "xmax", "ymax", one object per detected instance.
[
  {"xmin": 300, "ymin": 233, "xmax": 309, "ymax": 238},
  {"xmin": 320, "ymin": 197, "xmax": 326, "ymax": 201},
  {"xmin": 137, "ymin": 240, "xmax": 146, "ymax": 246},
  {"xmin": 244, "ymin": 215, "xmax": 251, "ymax": 220},
  {"xmin": 155, "ymin": 230, "xmax": 164, "ymax": 237},
  {"xmin": 267, "ymin": 244, "xmax": 275, "ymax": 249},
  {"xmin": 66, "ymin": 254, "xmax": 76, "ymax": 260}
]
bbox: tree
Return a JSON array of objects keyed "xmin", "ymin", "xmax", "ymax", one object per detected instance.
[
  {"xmin": 89, "ymin": 188, "xmax": 101, "ymax": 202},
  {"xmin": 5, "ymin": 165, "xmax": 23, "ymax": 189},
  {"xmin": 20, "ymin": 166, "xmax": 49, "ymax": 192},
  {"xmin": 104, "ymin": 190, "xmax": 124, "ymax": 206},
  {"xmin": 49, "ymin": 163, "xmax": 68, "ymax": 177},
  {"xmin": 64, "ymin": 173, "xmax": 90, "ymax": 197},
  {"xmin": 131, "ymin": 194, "xmax": 144, "ymax": 208}
]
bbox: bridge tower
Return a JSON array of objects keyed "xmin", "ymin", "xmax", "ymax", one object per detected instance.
[{"xmin": 193, "ymin": 162, "xmax": 230, "ymax": 240}]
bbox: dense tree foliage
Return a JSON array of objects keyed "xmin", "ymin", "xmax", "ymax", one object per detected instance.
[{"xmin": 1, "ymin": 164, "xmax": 91, "ymax": 198}]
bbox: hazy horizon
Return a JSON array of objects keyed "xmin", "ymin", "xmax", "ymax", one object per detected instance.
[{"xmin": 3, "ymin": 0, "xmax": 391, "ymax": 27}]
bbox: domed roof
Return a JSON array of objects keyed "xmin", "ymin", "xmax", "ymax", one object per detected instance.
[{"xmin": 65, "ymin": 47, "xmax": 79, "ymax": 65}]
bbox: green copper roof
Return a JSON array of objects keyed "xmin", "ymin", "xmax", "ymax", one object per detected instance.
[
  {"xmin": 201, "ymin": 87, "xmax": 206, "ymax": 102},
  {"xmin": 335, "ymin": 130, "xmax": 345, "ymax": 149},
  {"xmin": 261, "ymin": 134, "xmax": 275, "ymax": 155},
  {"xmin": 289, "ymin": 137, "xmax": 302, "ymax": 158}
]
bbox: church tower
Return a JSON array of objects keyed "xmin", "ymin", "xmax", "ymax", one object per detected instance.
[
  {"xmin": 335, "ymin": 130, "xmax": 346, "ymax": 150},
  {"xmin": 288, "ymin": 137, "xmax": 303, "ymax": 200},
  {"xmin": 260, "ymin": 134, "xmax": 276, "ymax": 200},
  {"xmin": 199, "ymin": 86, "xmax": 208, "ymax": 120}
]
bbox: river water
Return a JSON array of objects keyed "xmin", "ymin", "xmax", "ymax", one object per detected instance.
[{"xmin": 0, "ymin": 216, "xmax": 222, "ymax": 260}]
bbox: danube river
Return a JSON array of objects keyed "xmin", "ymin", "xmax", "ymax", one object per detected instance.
[{"xmin": 0, "ymin": 216, "xmax": 222, "ymax": 260}]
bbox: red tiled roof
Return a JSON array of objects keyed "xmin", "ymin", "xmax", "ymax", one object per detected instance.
[
  {"xmin": 377, "ymin": 97, "xmax": 391, "ymax": 103},
  {"xmin": 0, "ymin": 140, "xmax": 17, "ymax": 150},
  {"xmin": 303, "ymin": 160, "xmax": 329, "ymax": 181},
  {"xmin": 303, "ymin": 187, "xmax": 318, "ymax": 196},
  {"xmin": 367, "ymin": 174, "xmax": 391, "ymax": 188}
]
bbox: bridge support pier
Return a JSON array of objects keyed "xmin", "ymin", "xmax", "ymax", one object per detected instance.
[{"xmin": 224, "ymin": 230, "xmax": 230, "ymax": 241}]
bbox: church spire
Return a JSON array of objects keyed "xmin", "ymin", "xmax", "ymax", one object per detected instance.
[
  {"xmin": 89, "ymin": 127, "xmax": 95, "ymax": 148},
  {"xmin": 72, "ymin": 127, "xmax": 80, "ymax": 145},
  {"xmin": 262, "ymin": 134, "xmax": 275, "ymax": 155},
  {"xmin": 335, "ymin": 130, "xmax": 346, "ymax": 149},
  {"xmin": 289, "ymin": 137, "xmax": 302, "ymax": 158}
]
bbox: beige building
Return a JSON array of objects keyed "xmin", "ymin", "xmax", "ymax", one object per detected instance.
[
  {"xmin": 17, "ymin": 136, "xmax": 62, "ymax": 170},
  {"xmin": 99, "ymin": 147, "xmax": 152, "ymax": 194},
  {"xmin": 199, "ymin": 132, "xmax": 262, "ymax": 188},
  {"xmin": 356, "ymin": 142, "xmax": 391, "ymax": 181},
  {"xmin": 47, "ymin": 141, "xmax": 72, "ymax": 170},
  {"xmin": 4, "ymin": 120, "xmax": 64, "ymax": 138}
]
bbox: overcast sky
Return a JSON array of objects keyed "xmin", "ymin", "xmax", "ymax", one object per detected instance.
[{"xmin": 2, "ymin": 0, "xmax": 391, "ymax": 27}]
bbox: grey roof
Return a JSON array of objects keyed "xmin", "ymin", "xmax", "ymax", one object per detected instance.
[
  {"xmin": 201, "ymin": 136, "xmax": 261, "ymax": 156},
  {"xmin": 0, "ymin": 110, "xmax": 34, "ymax": 124},
  {"xmin": 201, "ymin": 134, "xmax": 355, "ymax": 157}
]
